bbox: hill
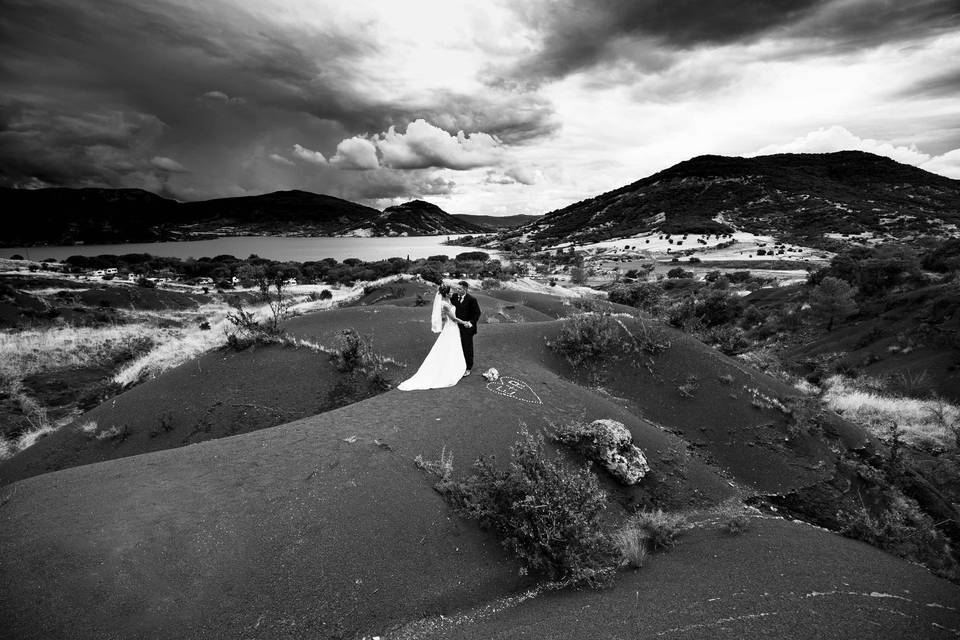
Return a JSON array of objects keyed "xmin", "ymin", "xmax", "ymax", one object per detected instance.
[
  {"xmin": 340, "ymin": 199, "xmax": 486, "ymax": 237},
  {"xmin": 2, "ymin": 282, "xmax": 959, "ymax": 638},
  {"xmin": 454, "ymin": 213, "xmax": 542, "ymax": 230},
  {"xmin": 177, "ymin": 189, "xmax": 381, "ymax": 236},
  {"xmin": 512, "ymin": 151, "xmax": 960, "ymax": 247},
  {"xmin": 1, "ymin": 189, "xmax": 450, "ymax": 245},
  {"xmin": 2, "ymin": 187, "xmax": 180, "ymax": 246}
]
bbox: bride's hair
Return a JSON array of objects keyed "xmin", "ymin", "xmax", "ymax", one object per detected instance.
[{"xmin": 438, "ymin": 284, "xmax": 451, "ymax": 298}]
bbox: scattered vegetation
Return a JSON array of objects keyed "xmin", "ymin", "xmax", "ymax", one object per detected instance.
[
  {"xmin": 822, "ymin": 375, "xmax": 960, "ymax": 450},
  {"xmin": 613, "ymin": 509, "xmax": 687, "ymax": 569},
  {"xmin": 423, "ymin": 428, "xmax": 619, "ymax": 587}
]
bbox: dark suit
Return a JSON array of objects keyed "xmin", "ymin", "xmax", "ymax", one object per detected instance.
[{"xmin": 452, "ymin": 292, "xmax": 481, "ymax": 370}]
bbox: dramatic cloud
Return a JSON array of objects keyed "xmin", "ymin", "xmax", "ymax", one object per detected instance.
[
  {"xmin": 753, "ymin": 126, "xmax": 960, "ymax": 179},
  {"xmin": 373, "ymin": 119, "xmax": 503, "ymax": 170},
  {"xmin": 0, "ymin": 0, "xmax": 956, "ymax": 215},
  {"xmin": 507, "ymin": 0, "xmax": 960, "ymax": 81},
  {"xmin": 330, "ymin": 137, "xmax": 380, "ymax": 170},
  {"xmin": 292, "ymin": 144, "xmax": 328, "ymax": 165}
]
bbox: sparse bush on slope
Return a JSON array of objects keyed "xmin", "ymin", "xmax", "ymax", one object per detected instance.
[
  {"xmin": 547, "ymin": 310, "xmax": 668, "ymax": 374},
  {"xmin": 427, "ymin": 428, "xmax": 619, "ymax": 587}
]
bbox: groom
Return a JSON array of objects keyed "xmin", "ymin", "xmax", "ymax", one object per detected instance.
[{"xmin": 452, "ymin": 280, "xmax": 481, "ymax": 376}]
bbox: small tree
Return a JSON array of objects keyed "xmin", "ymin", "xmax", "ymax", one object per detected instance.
[{"xmin": 809, "ymin": 276, "xmax": 858, "ymax": 331}]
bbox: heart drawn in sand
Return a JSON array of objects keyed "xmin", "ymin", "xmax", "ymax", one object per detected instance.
[{"xmin": 486, "ymin": 376, "xmax": 542, "ymax": 405}]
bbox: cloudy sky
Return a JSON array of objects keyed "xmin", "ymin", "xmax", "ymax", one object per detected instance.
[{"xmin": 1, "ymin": 0, "xmax": 958, "ymax": 216}]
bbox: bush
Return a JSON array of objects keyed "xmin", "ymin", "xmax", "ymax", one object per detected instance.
[
  {"xmin": 331, "ymin": 329, "xmax": 387, "ymax": 378},
  {"xmin": 442, "ymin": 428, "xmax": 618, "ymax": 586},
  {"xmin": 608, "ymin": 282, "xmax": 663, "ymax": 312},
  {"xmin": 548, "ymin": 312, "xmax": 624, "ymax": 367},
  {"xmin": 481, "ymin": 277, "xmax": 501, "ymax": 290},
  {"xmin": 667, "ymin": 267, "xmax": 693, "ymax": 279},
  {"xmin": 699, "ymin": 325, "xmax": 750, "ymax": 355},
  {"xmin": 456, "ymin": 251, "xmax": 490, "ymax": 262}
]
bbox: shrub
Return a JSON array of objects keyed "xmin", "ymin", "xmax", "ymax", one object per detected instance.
[
  {"xmin": 667, "ymin": 267, "xmax": 693, "ymax": 279},
  {"xmin": 481, "ymin": 277, "xmax": 501, "ymax": 290},
  {"xmin": 809, "ymin": 276, "xmax": 858, "ymax": 331},
  {"xmin": 548, "ymin": 312, "xmax": 624, "ymax": 367},
  {"xmin": 455, "ymin": 251, "xmax": 489, "ymax": 262},
  {"xmin": 570, "ymin": 266, "xmax": 589, "ymax": 285},
  {"xmin": 608, "ymin": 282, "xmax": 663, "ymax": 312},
  {"xmin": 441, "ymin": 428, "xmax": 618, "ymax": 587},
  {"xmin": 319, "ymin": 289, "xmax": 333, "ymax": 301},
  {"xmin": 330, "ymin": 329, "xmax": 388, "ymax": 388},
  {"xmin": 699, "ymin": 325, "xmax": 750, "ymax": 355}
]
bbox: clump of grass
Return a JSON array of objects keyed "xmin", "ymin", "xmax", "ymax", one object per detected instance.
[
  {"xmin": 94, "ymin": 424, "xmax": 130, "ymax": 442},
  {"xmin": 613, "ymin": 509, "xmax": 687, "ymax": 569},
  {"xmin": 612, "ymin": 526, "xmax": 648, "ymax": 569},
  {"xmin": 629, "ymin": 509, "xmax": 686, "ymax": 551},
  {"xmin": 678, "ymin": 375, "xmax": 699, "ymax": 398},
  {"xmin": 715, "ymin": 500, "xmax": 752, "ymax": 535},
  {"xmin": 75, "ymin": 420, "xmax": 98, "ymax": 435},
  {"xmin": 414, "ymin": 446, "xmax": 454, "ymax": 485}
]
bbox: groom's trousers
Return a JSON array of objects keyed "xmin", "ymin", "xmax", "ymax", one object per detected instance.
[{"xmin": 459, "ymin": 329, "xmax": 474, "ymax": 370}]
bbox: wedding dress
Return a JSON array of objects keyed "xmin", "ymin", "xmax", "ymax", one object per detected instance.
[{"xmin": 397, "ymin": 294, "xmax": 466, "ymax": 391}]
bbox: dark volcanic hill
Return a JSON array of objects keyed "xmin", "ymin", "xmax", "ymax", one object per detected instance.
[
  {"xmin": 454, "ymin": 213, "xmax": 542, "ymax": 230},
  {"xmin": 517, "ymin": 151, "xmax": 960, "ymax": 247},
  {"xmin": 3, "ymin": 187, "xmax": 180, "ymax": 246},
  {"xmin": 340, "ymin": 199, "xmax": 487, "ymax": 236},
  {"xmin": 1, "ymin": 188, "xmax": 382, "ymax": 246},
  {"xmin": 178, "ymin": 189, "xmax": 381, "ymax": 235}
]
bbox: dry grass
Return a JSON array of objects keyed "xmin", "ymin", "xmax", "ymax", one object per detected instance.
[
  {"xmin": 613, "ymin": 509, "xmax": 687, "ymax": 568},
  {"xmin": 0, "ymin": 324, "xmax": 150, "ymax": 382},
  {"xmin": 822, "ymin": 375, "xmax": 960, "ymax": 450}
]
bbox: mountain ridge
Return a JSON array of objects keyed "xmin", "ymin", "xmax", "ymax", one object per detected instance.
[
  {"xmin": 514, "ymin": 151, "xmax": 960, "ymax": 247},
  {"xmin": 339, "ymin": 199, "xmax": 486, "ymax": 237}
]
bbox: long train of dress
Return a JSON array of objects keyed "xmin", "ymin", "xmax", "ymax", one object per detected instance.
[{"xmin": 397, "ymin": 320, "xmax": 466, "ymax": 391}]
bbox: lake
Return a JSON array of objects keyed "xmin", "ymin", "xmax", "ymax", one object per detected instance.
[{"xmin": 0, "ymin": 235, "xmax": 492, "ymax": 263}]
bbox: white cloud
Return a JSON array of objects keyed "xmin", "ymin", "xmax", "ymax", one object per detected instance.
[
  {"xmin": 330, "ymin": 136, "xmax": 380, "ymax": 170},
  {"xmin": 150, "ymin": 156, "xmax": 188, "ymax": 172},
  {"xmin": 752, "ymin": 125, "xmax": 929, "ymax": 165},
  {"xmin": 752, "ymin": 125, "xmax": 960, "ymax": 179},
  {"xmin": 376, "ymin": 119, "xmax": 502, "ymax": 170},
  {"xmin": 269, "ymin": 153, "xmax": 295, "ymax": 166},
  {"xmin": 292, "ymin": 143, "xmax": 327, "ymax": 165},
  {"xmin": 921, "ymin": 149, "xmax": 960, "ymax": 180}
]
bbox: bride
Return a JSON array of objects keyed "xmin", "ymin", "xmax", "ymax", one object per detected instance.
[{"xmin": 398, "ymin": 284, "xmax": 470, "ymax": 391}]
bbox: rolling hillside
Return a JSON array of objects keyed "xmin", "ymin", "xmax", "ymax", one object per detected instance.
[{"xmin": 512, "ymin": 151, "xmax": 960, "ymax": 247}]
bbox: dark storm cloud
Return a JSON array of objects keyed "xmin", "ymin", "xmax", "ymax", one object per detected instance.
[
  {"xmin": 508, "ymin": 0, "xmax": 960, "ymax": 81},
  {"xmin": 0, "ymin": 0, "xmax": 557, "ymax": 199}
]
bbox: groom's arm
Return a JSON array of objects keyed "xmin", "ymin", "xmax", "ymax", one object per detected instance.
[{"xmin": 469, "ymin": 298, "xmax": 481, "ymax": 324}]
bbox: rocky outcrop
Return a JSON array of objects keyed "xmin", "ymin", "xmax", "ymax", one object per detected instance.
[{"xmin": 552, "ymin": 419, "xmax": 649, "ymax": 484}]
